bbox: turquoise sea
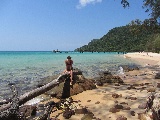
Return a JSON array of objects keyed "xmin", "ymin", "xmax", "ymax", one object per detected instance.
[{"xmin": 0, "ymin": 51, "xmax": 138, "ymax": 100}]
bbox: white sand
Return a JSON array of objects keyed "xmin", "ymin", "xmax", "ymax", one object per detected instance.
[{"xmin": 124, "ymin": 52, "xmax": 160, "ymax": 66}]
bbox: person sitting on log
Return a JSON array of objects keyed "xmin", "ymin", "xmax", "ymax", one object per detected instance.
[{"xmin": 64, "ymin": 56, "xmax": 73, "ymax": 85}]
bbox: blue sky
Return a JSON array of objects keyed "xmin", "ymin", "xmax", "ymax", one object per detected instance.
[{"xmin": 0, "ymin": 0, "xmax": 149, "ymax": 51}]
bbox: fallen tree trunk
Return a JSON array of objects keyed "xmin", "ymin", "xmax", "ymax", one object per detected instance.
[
  {"xmin": 0, "ymin": 84, "xmax": 21, "ymax": 120},
  {"xmin": 0, "ymin": 73, "xmax": 69, "ymax": 112},
  {"xmin": 36, "ymin": 101, "xmax": 55, "ymax": 120}
]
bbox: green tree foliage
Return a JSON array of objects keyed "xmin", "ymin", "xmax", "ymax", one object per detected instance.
[
  {"xmin": 121, "ymin": 0, "xmax": 160, "ymax": 23},
  {"xmin": 120, "ymin": 0, "xmax": 129, "ymax": 8},
  {"xmin": 75, "ymin": 1, "xmax": 160, "ymax": 53},
  {"xmin": 146, "ymin": 34, "xmax": 160, "ymax": 52},
  {"xmin": 74, "ymin": 22, "xmax": 160, "ymax": 53},
  {"xmin": 142, "ymin": 0, "xmax": 160, "ymax": 21}
]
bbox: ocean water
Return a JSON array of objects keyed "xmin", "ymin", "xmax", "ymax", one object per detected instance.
[{"xmin": 0, "ymin": 51, "xmax": 138, "ymax": 100}]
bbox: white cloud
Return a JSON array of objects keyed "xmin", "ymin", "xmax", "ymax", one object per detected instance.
[{"xmin": 76, "ymin": 0, "xmax": 102, "ymax": 9}]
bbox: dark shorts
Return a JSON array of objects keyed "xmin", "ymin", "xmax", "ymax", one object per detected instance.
[{"xmin": 66, "ymin": 67, "xmax": 73, "ymax": 71}]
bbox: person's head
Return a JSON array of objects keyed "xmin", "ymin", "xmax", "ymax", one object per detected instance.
[{"xmin": 67, "ymin": 56, "xmax": 71, "ymax": 60}]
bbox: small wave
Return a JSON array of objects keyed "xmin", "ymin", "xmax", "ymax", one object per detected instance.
[
  {"xmin": 24, "ymin": 97, "xmax": 43, "ymax": 105},
  {"xmin": 117, "ymin": 66, "xmax": 124, "ymax": 75}
]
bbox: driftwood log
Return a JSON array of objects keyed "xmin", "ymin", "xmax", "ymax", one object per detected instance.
[
  {"xmin": 0, "ymin": 73, "xmax": 69, "ymax": 113},
  {"xmin": 36, "ymin": 101, "xmax": 56, "ymax": 120},
  {"xmin": 0, "ymin": 84, "xmax": 24, "ymax": 120}
]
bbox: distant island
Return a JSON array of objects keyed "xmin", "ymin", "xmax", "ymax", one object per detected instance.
[{"xmin": 74, "ymin": 20, "xmax": 160, "ymax": 53}]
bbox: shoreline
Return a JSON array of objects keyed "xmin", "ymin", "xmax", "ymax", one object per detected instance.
[
  {"xmin": 36, "ymin": 52, "xmax": 160, "ymax": 120},
  {"xmin": 45, "ymin": 66, "xmax": 160, "ymax": 120},
  {"xmin": 124, "ymin": 52, "xmax": 160, "ymax": 66},
  {"xmin": 14, "ymin": 52, "xmax": 160, "ymax": 120}
]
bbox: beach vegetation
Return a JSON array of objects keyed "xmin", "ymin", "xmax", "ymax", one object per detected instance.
[
  {"xmin": 75, "ymin": 21, "xmax": 160, "ymax": 53},
  {"xmin": 75, "ymin": 0, "xmax": 160, "ymax": 53},
  {"xmin": 146, "ymin": 33, "xmax": 160, "ymax": 53}
]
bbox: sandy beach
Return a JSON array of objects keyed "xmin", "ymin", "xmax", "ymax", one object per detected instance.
[
  {"xmin": 124, "ymin": 52, "xmax": 160, "ymax": 66},
  {"xmin": 40, "ymin": 52, "xmax": 160, "ymax": 120}
]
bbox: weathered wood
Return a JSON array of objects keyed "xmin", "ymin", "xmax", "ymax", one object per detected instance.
[
  {"xmin": 0, "ymin": 84, "xmax": 21, "ymax": 120},
  {"xmin": 36, "ymin": 101, "xmax": 55, "ymax": 120},
  {"xmin": 0, "ymin": 73, "xmax": 69, "ymax": 112},
  {"xmin": 19, "ymin": 74, "xmax": 68, "ymax": 105}
]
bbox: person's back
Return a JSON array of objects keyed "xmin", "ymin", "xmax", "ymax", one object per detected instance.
[
  {"xmin": 65, "ymin": 59, "xmax": 73, "ymax": 71},
  {"xmin": 64, "ymin": 56, "xmax": 73, "ymax": 85}
]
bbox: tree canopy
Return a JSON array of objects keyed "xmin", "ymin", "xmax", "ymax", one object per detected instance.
[
  {"xmin": 74, "ymin": 22, "xmax": 160, "ymax": 53},
  {"xmin": 121, "ymin": 0, "xmax": 160, "ymax": 23},
  {"xmin": 74, "ymin": 1, "xmax": 160, "ymax": 53}
]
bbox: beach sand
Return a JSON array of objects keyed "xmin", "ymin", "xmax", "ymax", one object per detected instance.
[
  {"xmin": 40, "ymin": 52, "xmax": 160, "ymax": 120},
  {"xmin": 124, "ymin": 52, "xmax": 160, "ymax": 66}
]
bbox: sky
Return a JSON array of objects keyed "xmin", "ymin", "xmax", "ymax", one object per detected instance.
[{"xmin": 0, "ymin": 0, "xmax": 150, "ymax": 51}]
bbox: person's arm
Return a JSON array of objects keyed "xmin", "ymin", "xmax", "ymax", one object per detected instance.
[{"xmin": 63, "ymin": 60, "xmax": 67, "ymax": 73}]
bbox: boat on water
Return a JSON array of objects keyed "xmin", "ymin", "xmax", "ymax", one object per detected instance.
[{"xmin": 52, "ymin": 49, "xmax": 62, "ymax": 53}]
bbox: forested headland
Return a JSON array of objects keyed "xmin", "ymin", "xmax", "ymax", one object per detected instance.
[{"xmin": 75, "ymin": 19, "xmax": 160, "ymax": 53}]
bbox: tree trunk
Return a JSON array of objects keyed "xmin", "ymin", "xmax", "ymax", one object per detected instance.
[{"xmin": 0, "ymin": 73, "xmax": 69, "ymax": 112}]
